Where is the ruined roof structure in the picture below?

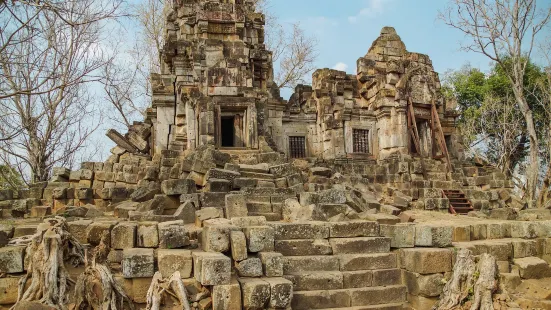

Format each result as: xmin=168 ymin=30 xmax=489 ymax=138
xmin=1 ymin=1 xmax=551 ymax=310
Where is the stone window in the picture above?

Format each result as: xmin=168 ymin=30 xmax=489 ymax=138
xmin=289 ymin=136 xmax=306 ymax=158
xmin=352 ymin=129 xmax=370 ymax=154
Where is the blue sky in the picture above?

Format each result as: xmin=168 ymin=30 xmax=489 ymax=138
xmin=269 ymin=0 xmax=494 ymax=99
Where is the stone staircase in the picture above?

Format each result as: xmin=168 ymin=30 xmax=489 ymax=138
xmin=236 ymin=163 xmax=303 ymax=221
xmin=268 ymin=221 xmax=407 ymax=309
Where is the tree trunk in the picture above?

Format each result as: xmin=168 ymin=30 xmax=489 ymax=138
xmin=433 ymin=249 xmax=498 ymax=310
xmin=537 ymin=128 xmax=551 ymax=208
xmin=9 ymin=217 xmax=85 ymax=310
xmin=513 ymin=91 xmax=539 ymax=208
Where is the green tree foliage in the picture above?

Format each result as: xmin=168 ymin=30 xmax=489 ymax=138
xmin=445 ymin=60 xmax=548 ymax=177
xmin=0 ymin=165 xmax=25 ymax=190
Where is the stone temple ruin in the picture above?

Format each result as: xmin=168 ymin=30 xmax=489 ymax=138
xmin=1 ymin=1 xmax=551 ymax=310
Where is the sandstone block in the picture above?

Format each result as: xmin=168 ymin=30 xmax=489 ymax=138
xmin=415 ymin=225 xmax=453 ymax=248
xmin=86 ymin=221 xmax=115 ymax=246
xmin=193 ymin=252 xmax=231 ymax=285
xmin=68 ymin=220 xmax=93 ymax=244
xmin=157 ymin=249 xmax=193 ymax=278
xmin=111 ymin=222 xmax=136 ymax=249
xmin=400 ymin=248 xmax=452 ymax=274
xmin=136 ymin=222 xmax=158 ymax=248
xmin=404 ymin=270 xmax=444 ymax=297
xmin=0 ymin=246 xmax=25 ymax=273
xmin=212 ymin=279 xmax=242 ymax=310
xmin=342 ymin=270 xmax=372 ymax=288
xmin=225 ymin=194 xmax=248 ymax=219
xmin=235 ymin=258 xmax=263 ymax=277
xmin=283 ymin=256 xmax=340 ymax=274
xmin=269 ymin=222 xmax=329 ymax=240
xmin=329 ymin=237 xmax=390 ymax=254
xmin=407 ymin=294 xmax=438 ymax=310
xmin=513 ymin=257 xmax=550 ymax=279
xmin=339 ymin=253 xmax=397 ymax=271
xmin=372 ymin=268 xmax=402 ymax=286
xmin=349 ymin=285 xmax=406 ymax=306
xmin=0 ymin=277 xmax=19 ymax=304
xmin=122 ymin=248 xmax=154 ymax=278
xmin=291 ymin=290 xmax=350 ymax=309
xmin=275 ymin=239 xmax=332 ymax=256
xmin=161 ymin=179 xmax=196 ymax=195
xmin=380 ymin=223 xmax=415 ymax=248
xmin=202 ymin=225 xmax=237 ymax=252
xmin=258 ymin=252 xmax=283 ymax=277
xmin=230 ymin=216 xmax=267 ymax=228
xmin=158 ymin=220 xmax=189 ymax=249
xmin=238 ymin=278 xmax=270 ymax=310
xmin=360 ymin=213 xmax=400 ymax=225
xmin=230 ymin=230 xmax=247 ymax=261
xmin=328 ymin=220 xmax=378 ymax=238
xmin=263 ymin=277 xmax=293 ymax=308
xmin=195 ymin=207 xmax=223 ymax=226
xmin=244 ymin=226 xmax=275 ymax=252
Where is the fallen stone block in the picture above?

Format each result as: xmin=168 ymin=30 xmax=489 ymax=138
xmin=86 ymin=221 xmax=116 ymax=246
xmin=195 ymin=207 xmax=223 ymax=227
xmin=230 ymin=216 xmax=266 ymax=228
xmin=136 ymin=222 xmax=158 ymax=248
xmin=193 ymin=252 xmax=231 ymax=286
xmin=122 ymin=248 xmax=154 ymax=278
xmin=244 ymin=226 xmax=275 ymax=252
xmin=202 ymin=224 xmax=238 ymax=252
xmin=212 ymin=278 xmax=242 ymax=310
xmin=258 ymin=252 xmax=283 ymax=277
xmin=111 ymin=222 xmax=137 ymax=249
xmin=157 ymin=249 xmax=193 ymax=278
xmin=235 ymin=257 xmax=263 ymax=277
xmin=264 ymin=277 xmax=293 ymax=308
xmin=513 ymin=256 xmax=551 ymax=279
xmin=225 ymin=194 xmax=248 ymax=219
xmin=230 ymin=230 xmax=247 ymax=261
xmin=0 ymin=277 xmax=19 ymax=304
xmin=238 ymin=278 xmax=270 ymax=310
xmin=158 ymin=220 xmax=189 ymax=249
xmin=0 ymin=246 xmax=25 ymax=273
xmin=161 ymin=179 xmax=196 ymax=196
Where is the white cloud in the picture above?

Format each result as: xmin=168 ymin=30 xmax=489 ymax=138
xmin=333 ymin=62 xmax=348 ymax=72
xmin=348 ymin=0 xmax=388 ymax=24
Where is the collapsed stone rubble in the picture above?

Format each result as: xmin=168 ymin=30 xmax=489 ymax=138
xmin=0 ymin=0 xmax=550 ymax=309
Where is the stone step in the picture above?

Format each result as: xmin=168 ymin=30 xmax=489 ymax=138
xmin=246 ymin=202 xmax=272 ymax=213
xmin=240 ymin=187 xmax=298 ymax=197
xmin=284 ymin=271 xmax=344 ymax=291
xmin=284 ymin=268 xmax=402 ymax=291
xmin=248 ymin=212 xmax=282 ymax=221
xmin=239 ymin=171 xmax=275 ymax=181
xmin=238 ymin=163 xmax=270 ymax=173
xmin=330 ymin=237 xmax=391 ymax=254
xmin=283 ymin=255 xmax=340 ymax=274
xmin=291 ymin=285 xmax=407 ymax=309
xmin=330 ymin=303 xmax=405 ymax=310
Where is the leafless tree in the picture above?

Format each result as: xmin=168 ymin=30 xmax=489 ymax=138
xmin=0 ymin=0 xmax=124 ymax=183
xmin=101 ymin=0 xmax=164 ymax=129
xmin=254 ymin=0 xmax=318 ymax=89
xmin=102 ymin=50 xmax=147 ymax=128
xmin=440 ymin=0 xmax=551 ymax=207
xmin=535 ymin=39 xmax=551 ymax=207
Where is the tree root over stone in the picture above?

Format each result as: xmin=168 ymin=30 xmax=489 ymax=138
xmin=74 ymin=232 xmax=134 ymax=310
xmin=433 ymin=248 xmax=499 ymax=310
xmin=10 ymin=217 xmax=85 ymax=310
xmin=146 ymin=271 xmax=191 ymax=310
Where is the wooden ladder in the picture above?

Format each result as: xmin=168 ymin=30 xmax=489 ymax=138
xmin=442 ymin=190 xmax=474 ymax=215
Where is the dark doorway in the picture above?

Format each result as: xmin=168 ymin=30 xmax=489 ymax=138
xmin=221 ymin=116 xmax=234 ymax=147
